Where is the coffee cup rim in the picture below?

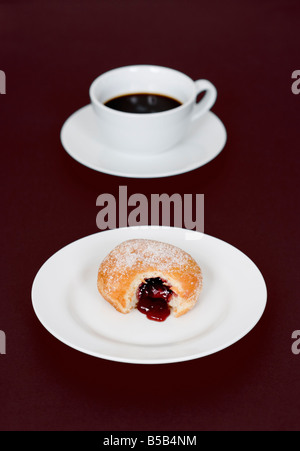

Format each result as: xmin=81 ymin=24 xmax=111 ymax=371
xmin=89 ymin=64 xmax=197 ymax=117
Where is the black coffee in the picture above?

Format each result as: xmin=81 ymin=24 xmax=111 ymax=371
xmin=104 ymin=93 xmax=182 ymax=114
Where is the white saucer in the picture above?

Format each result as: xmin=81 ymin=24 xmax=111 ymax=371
xmin=32 ymin=226 xmax=267 ymax=364
xmin=60 ymin=105 xmax=227 ymax=178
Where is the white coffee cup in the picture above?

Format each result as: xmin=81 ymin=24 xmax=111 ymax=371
xmin=89 ymin=65 xmax=217 ymax=155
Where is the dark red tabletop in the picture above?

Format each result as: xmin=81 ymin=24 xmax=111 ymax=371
xmin=1 ymin=0 xmax=299 ymax=431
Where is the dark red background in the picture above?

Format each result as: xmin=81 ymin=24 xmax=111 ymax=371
xmin=1 ymin=0 xmax=299 ymax=431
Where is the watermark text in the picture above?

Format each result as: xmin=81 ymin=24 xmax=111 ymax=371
xmin=96 ymin=186 xmax=204 ymax=232
xmin=0 ymin=330 xmax=6 ymax=354
xmin=291 ymin=70 xmax=300 ymax=95
xmin=291 ymin=330 xmax=300 ymax=355
xmin=0 ymin=70 xmax=6 ymax=94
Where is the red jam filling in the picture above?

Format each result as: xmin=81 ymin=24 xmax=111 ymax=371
xmin=137 ymin=278 xmax=173 ymax=322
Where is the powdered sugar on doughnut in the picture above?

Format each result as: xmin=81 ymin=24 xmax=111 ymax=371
xmin=97 ymin=238 xmax=203 ymax=317
xmin=101 ymin=239 xmax=192 ymax=275
xmin=98 ymin=238 xmax=201 ymax=293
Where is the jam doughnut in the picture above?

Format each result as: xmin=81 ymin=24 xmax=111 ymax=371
xmin=97 ymin=239 xmax=203 ymax=321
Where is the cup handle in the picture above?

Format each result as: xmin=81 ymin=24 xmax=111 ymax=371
xmin=191 ymin=79 xmax=217 ymax=122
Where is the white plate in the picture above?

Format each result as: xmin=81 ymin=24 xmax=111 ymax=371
xmin=31 ymin=226 xmax=267 ymax=364
xmin=60 ymin=105 xmax=227 ymax=178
